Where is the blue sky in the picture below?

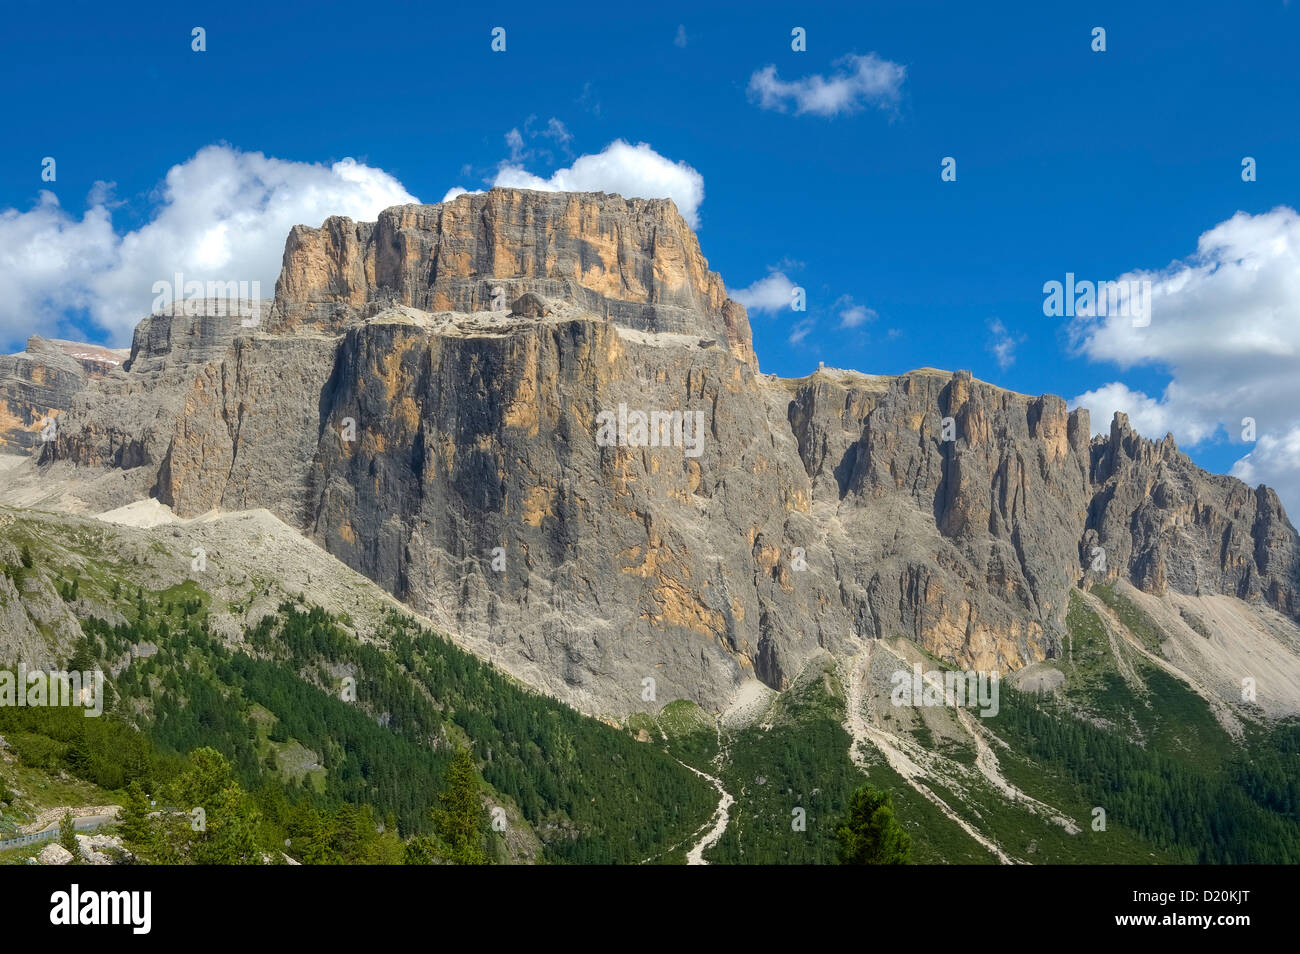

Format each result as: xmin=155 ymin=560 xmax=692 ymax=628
xmin=3 ymin=0 xmax=1299 ymax=505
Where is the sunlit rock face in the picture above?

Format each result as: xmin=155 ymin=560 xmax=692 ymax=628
xmin=10 ymin=188 xmax=1297 ymax=716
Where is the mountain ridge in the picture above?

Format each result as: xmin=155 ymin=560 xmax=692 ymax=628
xmin=1 ymin=187 xmax=1296 ymax=716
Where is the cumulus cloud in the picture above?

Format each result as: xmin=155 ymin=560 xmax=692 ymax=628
xmin=1068 ymin=206 xmax=1300 ymax=513
xmin=1069 ymin=381 xmax=1213 ymax=443
xmin=0 ymin=145 xmax=417 ymax=347
xmin=730 ymin=271 xmax=797 ymax=314
xmin=748 ymin=53 xmax=906 ymax=117
xmin=836 ymin=295 xmax=877 ymax=329
xmin=483 ymin=139 xmax=706 ymax=228
xmin=1231 ymin=426 xmax=1300 ymax=514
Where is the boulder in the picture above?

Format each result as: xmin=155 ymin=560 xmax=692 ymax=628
xmin=38 ymin=843 xmax=74 ymax=865
xmin=508 ymin=292 xmax=551 ymax=318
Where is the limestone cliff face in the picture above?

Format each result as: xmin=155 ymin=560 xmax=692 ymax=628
xmin=271 ymin=190 xmax=755 ymax=367
xmin=0 ymin=337 xmax=127 ymax=454
xmin=1085 ymin=412 xmax=1300 ymax=616
xmin=8 ymin=188 xmax=1299 ymax=714
xmin=787 ymin=368 xmax=1093 ymax=670
xmin=40 ymin=303 xmax=249 ymax=478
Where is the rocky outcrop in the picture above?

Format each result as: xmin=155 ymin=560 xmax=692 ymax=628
xmin=1085 ymin=412 xmax=1300 ymax=616
xmin=0 ymin=337 xmax=127 ymax=453
xmin=34 ymin=833 xmax=132 ymax=865
xmin=75 ymin=832 xmax=131 ymax=865
xmin=39 ymin=301 xmax=254 ymax=490
xmin=7 ymin=188 xmax=1298 ymax=715
xmin=37 ymin=843 xmax=74 ymax=865
xmin=509 ymin=292 xmax=551 ymax=318
xmin=786 ymin=367 xmax=1095 ymax=669
xmin=269 ymin=189 xmax=755 ymax=366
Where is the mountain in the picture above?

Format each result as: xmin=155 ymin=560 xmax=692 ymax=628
xmin=3 ymin=503 xmax=1297 ymax=864
xmin=2 ymin=188 xmax=1298 ymax=722
xmin=3 ymin=190 xmax=1300 ymax=864
xmin=0 ymin=337 xmax=127 ymax=453
xmin=0 ymin=504 xmax=719 ymax=863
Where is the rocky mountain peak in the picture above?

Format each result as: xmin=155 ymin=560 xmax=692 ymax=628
xmin=269 ymin=187 xmax=756 ymax=367
xmin=0 ymin=336 xmax=128 ymax=453
xmin=1 ymin=192 xmax=1297 ymax=715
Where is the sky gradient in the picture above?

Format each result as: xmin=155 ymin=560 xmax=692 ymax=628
xmin=3 ymin=0 xmax=1298 ymax=508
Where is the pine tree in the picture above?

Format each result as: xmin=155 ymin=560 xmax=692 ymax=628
xmin=119 ymin=781 xmax=152 ymax=851
xmin=194 ymin=784 xmax=263 ymax=865
xmin=68 ymin=636 xmax=93 ymax=673
xmin=164 ymin=747 xmax=265 ymax=864
xmin=404 ymin=833 xmax=440 ymax=865
xmin=58 ymin=810 xmax=80 ymax=861
xmin=836 ymin=785 xmax=911 ymax=865
xmin=432 ymin=748 xmax=489 ymax=865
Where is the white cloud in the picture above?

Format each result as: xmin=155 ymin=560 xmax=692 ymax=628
xmin=1070 ymin=381 xmax=1213 ymax=443
xmin=748 ymin=53 xmax=906 ymax=117
xmin=674 ymin=24 xmax=688 ymax=48
xmin=788 ymin=318 xmax=815 ymax=345
xmin=986 ymin=317 xmax=1023 ymax=370
xmin=1068 ymin=206 xmax=1300 ymax=513
xmin=0 ymin=145 xmax=417 ymax=347
xmin=1231 ymin=426 xmax=1300 ymax=513
xmin=502 ymin=117 xmax=573 ymax=166
xmin=485 ymin=140 xmax=706 ymax=228
xmin=441 ymin=186 xmax=480 ymax=202
xmin=577 ymin=82 xmax=601 ymax=117
xmin=541 ymin=118 xmax=572 ymax=148
xmin=730 ymin=271 xmax=797 ymax=314
xmin=836 ymin=295 xmax=877 ymax=329
xmin=505 ymin=128 xmax=527 ymax=162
